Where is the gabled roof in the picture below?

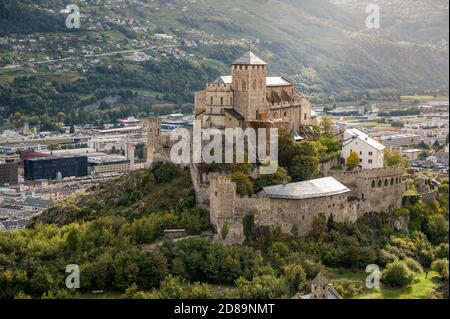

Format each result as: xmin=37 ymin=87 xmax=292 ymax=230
xmin=312 ymin=273 xmax=329 ymax=286
xmin=263 ymin=177 xmax=350 ymax=200
xmin=343 ymin=128 xmax=385 ymax=151
xmin=232 ymin=51 xmax=267 ymax=65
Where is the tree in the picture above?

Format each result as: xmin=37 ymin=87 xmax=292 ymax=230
xmin=382 ymin=261 xmax=414 ymax=288
xmin=384 ymin=148 xmax=408 ymax=167
xmin=289 ymin=141 xmax=320 ymax=182
xmin=431 ymin=259 xmax=449 ymax=280
xmin=320 ymin=116 xmax=334 ymax=137
xmin=231 ymin=171 xmax=253 ymax=196
xmin=418 ymin=151 xmax=430 ymax=160
xmin=236 ymin=274 xmax=288 ymax=299
xmin=221 ymin=222 xmax=230 ymax=240
xmin=346 ymin=151 xmax=360 ymax=170
xmin=426 ymin=214 xmax=449 ymax=245
xmin=254 ymin=166 xmax=290 ymax=191
xmin=283 ymin=264 xmax=306 ymax=295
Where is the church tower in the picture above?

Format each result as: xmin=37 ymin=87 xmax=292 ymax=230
xmin=231 ymin=51 xmax=268 ymax=122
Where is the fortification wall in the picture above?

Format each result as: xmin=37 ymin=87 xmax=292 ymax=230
xmin=330 ymin=166 xmax=407 ymax=214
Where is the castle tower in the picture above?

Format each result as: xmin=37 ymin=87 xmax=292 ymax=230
xmin=231 ymin=51 xmax=268 ymax=122
xmin=310 ymin=273 xmax=330 ymax=299
xmin=146 ymin=117 xmax=162 ymax=168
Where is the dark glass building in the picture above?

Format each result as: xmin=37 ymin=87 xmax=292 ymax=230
xmin=24 ymin=156 xmax=88 ymax=180
xmin=0 ymin=162 xmax=19 ymax=186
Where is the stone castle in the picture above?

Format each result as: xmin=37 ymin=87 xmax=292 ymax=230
xmin=195 ymin=51 xmax=315 ymax=132
xmin=146 ymin=52 xmax=409 ymax=244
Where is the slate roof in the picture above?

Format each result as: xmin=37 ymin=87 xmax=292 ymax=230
xmin=224 ymin=108 xmax=244 ymax=121
xmin=232 ymin=51 xmax=267 ymax=65
xmin=263 ymin=177 xmax=350 ymax=200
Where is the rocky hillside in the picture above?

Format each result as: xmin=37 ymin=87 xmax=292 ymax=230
xmin=32 ymin=162 xmax=195 ymax=226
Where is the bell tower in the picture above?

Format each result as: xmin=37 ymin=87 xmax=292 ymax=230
xmin=231 ymin=51 xmax=268 ymax=122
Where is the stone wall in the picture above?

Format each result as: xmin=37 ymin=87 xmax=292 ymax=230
xmin=330 ymin=166 xmax=407 ymax=215
xmin=205 ymin=166 xmax=408 ymax=244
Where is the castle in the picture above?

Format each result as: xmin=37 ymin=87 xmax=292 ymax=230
xmin=146 ymin=52 xmax=409 ymax=245
xmin=194 ymin=51 xmax=316 ymax=132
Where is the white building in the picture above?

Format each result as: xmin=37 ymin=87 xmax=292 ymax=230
xmin=341 ymin=128 xmax=385 ymax=170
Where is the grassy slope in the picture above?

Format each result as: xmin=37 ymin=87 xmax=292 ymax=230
xmin=328 ymin=268 xmax=442 ymax=299
xmin=33 ymin=166 xmax=195 ymax=226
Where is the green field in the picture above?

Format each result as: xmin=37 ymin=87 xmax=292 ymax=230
xmin=401 ymin=96 xmax=449 ymax=101
xmin=328 ymin=268 xmax=441 ymax=299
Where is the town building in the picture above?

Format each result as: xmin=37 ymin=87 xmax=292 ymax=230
xmin=0 ymin=162 xmax=19 ymax=186
xmin=380 ymin=134 xmax=421 ymax=148
xmin=24 ymin=156 xmax=88 ymax=181
xmin=341 ymin=128 xmax=385 ymax=170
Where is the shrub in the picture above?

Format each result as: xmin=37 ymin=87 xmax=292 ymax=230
xmin=382 ymin=261 xmax=414 ymax=288
xmin=403 ymin=257 xmax=423 ymax=273
xmin=431 ymin=259 xmax=449 ymax=280
xmin=332 ymin=281 xmax=368 ymax=298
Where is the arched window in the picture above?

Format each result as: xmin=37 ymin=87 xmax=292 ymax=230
xmin=372 ymin=180 xmax=375 ymax=188
xmin=210 ymin=97 xmax=213 ymax=105
xmin=391 ymin=178 xmax=394 ymax=185
xmin=220 ymin=97 xmax=223 ymax=105
xmin=253 ymin=80 xmax=257 ymax=90
xmin=242 ymin=81 xmax=246 ymax=91
xmin=385 ymin=179 xmax=388 ymax=186
xmin=378 ymin=180 xmax=382 ymax=187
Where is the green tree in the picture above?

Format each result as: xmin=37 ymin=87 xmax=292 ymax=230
xmin=346 ymin=151 xmax=360 ymax=170
xmin=384 ymin=148 xmax=407 ymax=167
xmin=382 ymin=261 xmax=414 ymax=288
xmin=320 ymin=116 xmax=334 ymax=137
xmin=231 ymin=171 xmax=253 ymax=196
xmin=236 ymin=274 xmax=288 ymax=299
xmin=283 ymin=264 xmax=306 ymax=295
xmin=431 ymin=259 xmax=449 ymax=280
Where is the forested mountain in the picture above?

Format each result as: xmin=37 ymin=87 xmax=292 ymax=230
xmin=0 ymin=0 xmax=448 ymax=121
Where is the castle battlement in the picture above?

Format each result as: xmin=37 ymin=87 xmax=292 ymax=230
xmin=206 ymin=83 xmax=232 ymax=91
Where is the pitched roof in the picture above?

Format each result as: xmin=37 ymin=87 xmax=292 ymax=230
xmin=343 ymin=128 xmax=385 ymax=151
xmin=232 ymin=51 xmax=267 ymax=65
xmin=312 ymin=273 xmax=329 ymax=286
xmin=224 ymin=108 xmax=244 ymax=121
xmin=263 ymin=177 xmax=350 ymax=200
xmin=266 ymin=76 xmax=291 ymax=86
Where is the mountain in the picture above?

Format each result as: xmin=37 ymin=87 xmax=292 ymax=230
xmin=0 ymin=0 xmax=448 ymax=120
